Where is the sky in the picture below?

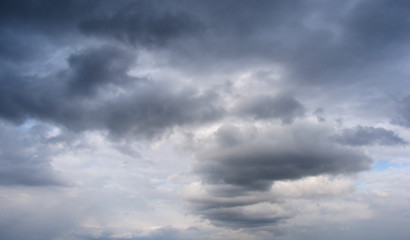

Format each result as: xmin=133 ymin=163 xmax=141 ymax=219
xmin=1 ymin=0 xmax=410 ymax=239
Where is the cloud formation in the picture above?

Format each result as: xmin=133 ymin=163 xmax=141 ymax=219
xmin=194 ymin=124 xmax=371 ymax=191
xmin=0 ymin=0 xmax=409 ymax=239
xmin=235 ymin=95 xmax=305 ymax=123
xmin=78 ymin=1 xmax=204 ymax=47
xmin=0 ymin=121 xmax=64 ymax=186
xmin=184 ymin=123 xmax=372 ymax=227
xmin=333 ymin=126 xmax=407 ymax=146
xmin=0 ymin=45 xmax=223 ymax=139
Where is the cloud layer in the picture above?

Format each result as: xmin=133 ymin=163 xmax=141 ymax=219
xmin=1 ymin=0 xmax=410 ymax=239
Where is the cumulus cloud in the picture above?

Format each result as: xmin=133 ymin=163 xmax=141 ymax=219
xmin=185 ymin=174 xmax=360 ymax=229
xmin=184 ymin=123 xmax=372 ymax=228
xmin=193 ymin=123 xmax=371 ymax=191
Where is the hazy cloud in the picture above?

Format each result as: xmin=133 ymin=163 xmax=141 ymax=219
xmin=333 ymin=126 xmax=407 ymax=146
xmin=235 ymin=95 xmax=305 ymax=123
xmin=0 ymin=121 xmax=65 ymax=186
xmin=392 ymin=95 xmax=410 ymax=128
xmin=78 ymin=1 xmax=204 ymax=47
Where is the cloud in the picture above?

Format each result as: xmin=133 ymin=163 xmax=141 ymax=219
xmin=193 ymin=123 xmax=371 ymax=191
xmin=67 ymin=46 xmax=134 ymax=96
xmin=333 ymin=126 xmax=407 ymax=146
xmin=0 ymin=45 xmax=223 ymax=140
xmin=234 ymin=95 xmax=305 ymax=123
xmin=0 ymin=121 xmax=65 ymax=186
xmin=0 ymin=0 xmax=94 ymax=29
xmin=185 ymin=175 xmax=359 ymax=229
xmin=78 ymin=1 xmax=204 ymax=47
xmin=197 ymin=203 xmax=291 ymax=229
xmin=184 ymin=122 xmax=372 ymax=228
xmin=1 ymin=0 xmax=410 ymax=238
xmin=392 ymin=95 xmax=410 ymax=128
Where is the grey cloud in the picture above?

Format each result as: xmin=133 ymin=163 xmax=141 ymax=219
xmin=0 ymin=45 xmax=223 ymax=140
xmin=97 ymin=85 xmax=223 ymax=139
xmin=235 ymin=95 xmax=305 ymax=123
xmin=157 ymin=0 xmax=410 ymax=89
xmin=67 ymin=46 xmax=134 ymax=96
xmin=187 ymin=183 xmax=271 ymax=210
xmin=194 ymin=125 xmax=371 ymax=191
xmin=0 ymin=121 xmax=65 ymax=186
xmin=197 ymin=206 xmax=288 ymax=229
xmin=185 ymin=182 xmax=293 ymax=228
xmin=0 ymin=0 xmax=96 ymax=29
xmin=2 ymin=0 xmax=410 ymax=87
xmin=84 ymin=226 xmax=217 ymax=240
xmin=333 ymin=126 xmax=407 ymax=146
xmin=0 ymin=70 xmax=58 ymax=124
xmin=313 ymin=108 xmax=326 ymax=122
xmin=78 ymin=1 xmax=204 ymax=47
xmin=1 ymin=0 xmax=409 ymax=237
xmin=343 ymin=0 xmax=410 ymax=52
xmin=186 ymin=123 xmax=373 ymax=228
xmin=276 ymin=0 xmax=410 ymax=84
xmin=392 ymin=95 xmax=410 ymax=128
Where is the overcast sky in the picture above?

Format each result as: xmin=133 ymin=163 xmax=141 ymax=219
xmin=1 ymin=0 xmax=410 ymax=239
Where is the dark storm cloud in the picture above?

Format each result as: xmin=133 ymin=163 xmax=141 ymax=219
xmin=0 ymin=0 xmax=96 ymax=29
xmin=235 ymin=95 xmax=305 ymax=123
xmin=78 ymin=1 xmax=204 ymax=47
xmin=154 ymin=0 xmax=410 ymax=87
xmin=0 ymin=0 xmax=98 ymax=75
xmin=0 ymin=0 xmax=203 ymax=64
xmin=67 ymin=46 xmax=134 ymax=96
xmin=0 ymin=45 xmax=223 ymax=139
xmin=0 ymin=70 xmax=55 ymax=123
xmin=194 ymin=124 xmax=371 ymax=191
xmin=2 ymin=0 xmax=410 ymax=85
xmin=333 ymin=126 xmax=407 ymax=146
xmin=0 ymin=121 xmax=64 ymax=186
xmin=0 ymin=0 xmax=221 ymax=139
